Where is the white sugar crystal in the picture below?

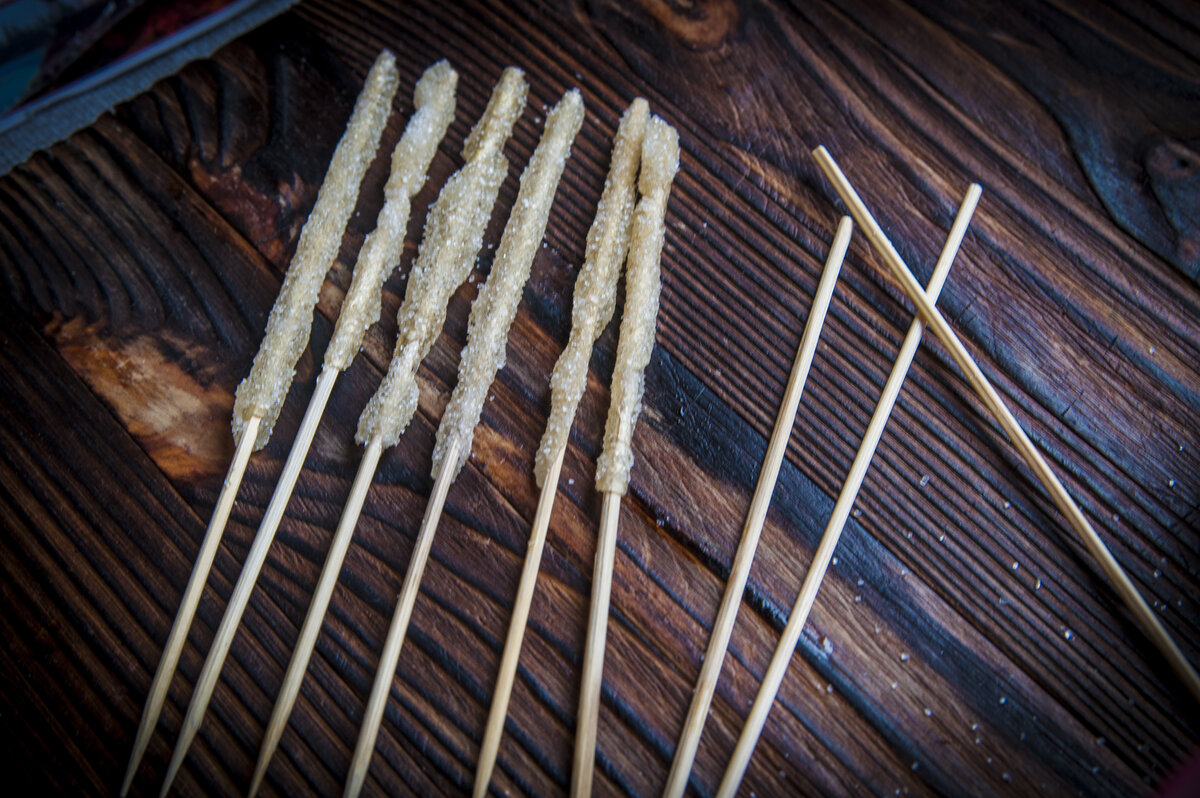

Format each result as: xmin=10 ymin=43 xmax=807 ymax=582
xmin=233 ymin=50 xmax=398 ymax=449
xmin=357 ymin=67 xmax=527 ymax=447
xmin=595 ymin=115 xmax=679 ymax=494
xmin=432 ymin=90 xmax=584 ymax=479
xmin=533 ymin=98 xmax=648 ymax=486
xmin=324 ymin=61 xmax=457 ymax=373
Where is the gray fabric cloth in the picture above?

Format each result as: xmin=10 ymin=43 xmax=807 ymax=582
xmin=0 ymin=0 xmax=297 ymax=175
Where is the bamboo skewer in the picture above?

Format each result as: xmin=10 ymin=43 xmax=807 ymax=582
xmin=245 ymin=434 xmax=382 ymax=798
xmin=473 ymin=446 xmax=564 ymax=798
xmin=119 ymin=414 xmax=259 ymax=798
xmin=474 ymin=97 xmax=648 ymax=798
xmin=345 ymin=87 xmax=583 ymax=798
xmin=344 ymin=438 xmax=459 ymax=798
xmin=157 ymin=369 xmax=337 ymax=798
xmin=716 ymin=183 xmax=981 ymax=798
xmin=812 ymin=145 xmax=1200 ymax=705
xmin=572 ymin=489 xmax=623 ymax=798
xmin=572 ymin=116 xmax=679 ymax=798
xmin=122 ymin=50 xmax=400 ymax=798
xmin=244 ymin=69 xmax=529 ymax=797
xmin=662 ymin=214 xmax=853 ymax=798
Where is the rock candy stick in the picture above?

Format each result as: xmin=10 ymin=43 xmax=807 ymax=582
xmin=357 ymin=66 xmax=528 ymax=449
xmin=534 ymin=98 xmax=649 ymax=486
xmin=233 ymin=49 xmax=398 ymax=450
xmin=324 ymin=60 xmax=458 ymax=372
xmin=474 ymin=97 xmax=645 ymax=798
xmin=354 ymin=88 xmax=585 ymax=798
xmin=120 ymin=49 xmax=397 ymax=798
xmin=225 ymin=60 xmax=455 ymax=798
xmin=434 ymin=89 xmax=585 ymax=478
xmin=574 ymin=116 xmax=679 ymax=798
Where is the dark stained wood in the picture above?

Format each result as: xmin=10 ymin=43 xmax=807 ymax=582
xmin=0 ymin=1 xmax=1197 ymax=796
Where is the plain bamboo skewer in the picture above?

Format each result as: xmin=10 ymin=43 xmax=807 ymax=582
xmin=120 ymin=49 xmax=399 ymax=798
xmin=572 ymin=490 xmax=623 ymax=798
xmin=345 ymin=88 xmax=584 ymax=798
xmin=239 ymin=68 xmax=529 ymax=798
xmin=473 ymin=97 xmax=648 ymax=798
xmin=662 ymin=213 xmax=853 ymax=798
xmin=572 ymin=115 xmax=679 ymax=798
xmin=119 ymin=413 xmax=256 ymax=796
xmin=716 ymin=183 xmax=981 ymax=798
xmin=812 ymin=145 xmax=1200 ymax=705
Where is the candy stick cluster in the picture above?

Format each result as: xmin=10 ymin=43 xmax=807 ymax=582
xmin=122 ymin=49 xmax=400 ymax=798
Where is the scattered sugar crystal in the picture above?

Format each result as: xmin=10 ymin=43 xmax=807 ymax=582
xmin=596 ymin=116 xmax=680 ymax=494
xmin=534 ymin=99 xmax=649 ymax=486
xmin=899 ymin=652 xmax=910 ymax=662
xmin=234 ymin=51 xmax=398 ymax=449
xmin=433 ymin=90 xmax=583 ymax=479
xmin=821 ymin=636 xmax=834 ymax=654
xmin=919 ymin=475 xmax=930 ymax=487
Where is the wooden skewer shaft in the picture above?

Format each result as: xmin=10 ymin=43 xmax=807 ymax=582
xmin=662 ymin=216 xmax=853 ymax=798
xmin=571 ymin=489 xmax=623 ymax=798
xmin=248 ymin=434 xmax=384 ymax=798
xmin=474 ymin=446 xmax=566 ymax=798
xmin=344 ymin=437 xmax=460 ymax=798
xmin=813 ymin=145 xmax=1200 ymax=704
xmin=716 ymin=183 xmax=981 ymax=798
xmin=120 ymin=414 xmax=261 ymax=797
xmin=158 ymin=368 xmax=339 ymax=797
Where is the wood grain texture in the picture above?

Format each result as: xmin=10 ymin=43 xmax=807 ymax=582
xmin=0 ymin=1 xmax=1197 ymax=796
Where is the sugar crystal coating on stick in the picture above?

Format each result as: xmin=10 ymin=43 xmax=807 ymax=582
xmin=533 ymin=98 xmax=648 ymax=486
xmin=595 ymin=116 xmax=680 ymax=494
xmin=232 ymin=50 xmax=398 ymax=450
xmin=324 ymin=60 xmax=458 ymax=372
xmin=432 ymin=89 xmax=585 ymax=480
xmin=356 ymin=67 xmax=528 ymax=448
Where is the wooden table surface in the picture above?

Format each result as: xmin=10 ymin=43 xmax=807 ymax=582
xmin=1 ymin=1 xmax=1197 ymax=795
